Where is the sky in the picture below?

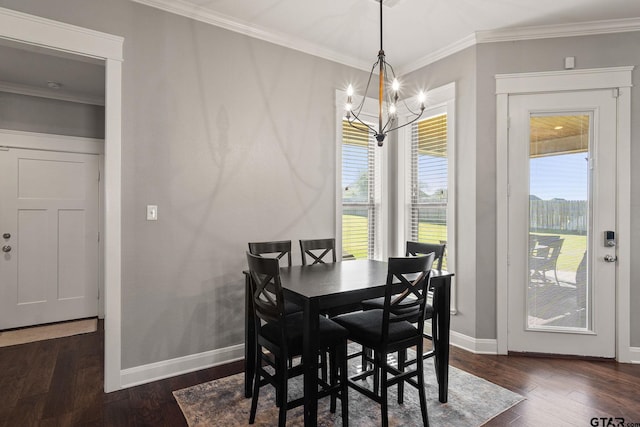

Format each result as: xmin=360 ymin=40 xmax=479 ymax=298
xmin=530 ymin=152 xmax=588 ymax=201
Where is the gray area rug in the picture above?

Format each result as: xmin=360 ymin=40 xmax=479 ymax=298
xmin=173 ymin=352 xmax=524 ymax=426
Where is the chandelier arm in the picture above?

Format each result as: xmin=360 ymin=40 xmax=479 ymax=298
xmin=399 ymin=97 xmax=424 ymax=116
xmin=347 ymin=110 xmax=378 ymax=136
xmin=351 ymin=60 xmax=380 ymax=114
xmin=385 ymin=109 xmax=425 ymax=134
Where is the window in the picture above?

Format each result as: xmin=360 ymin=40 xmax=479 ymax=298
xmin=341 ymin=120 xmax=378 ymax=260
xmin=410 ymin=113 xmax=449 ymax=266
xmin=403 ymin=82 xmax=455 ymax=275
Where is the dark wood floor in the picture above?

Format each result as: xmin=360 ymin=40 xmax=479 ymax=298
xmin=1 ymin=322 xmax=639 ymax=426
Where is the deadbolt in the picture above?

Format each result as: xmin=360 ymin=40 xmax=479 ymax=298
xmin=2 ymin=233 xmax=9 ymax=239
xmin=2 ymin=245 xmax=11 ymax=253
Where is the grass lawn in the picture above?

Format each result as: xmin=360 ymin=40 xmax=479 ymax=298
xmin=343 ymin=214 xmax=586 ymax=273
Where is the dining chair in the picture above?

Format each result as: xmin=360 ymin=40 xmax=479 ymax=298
xmin=333 ymin=254 xmax=435 ymax=427
xmin=360 ymin=241 xmax=446 ymax=360
xmin=299 ymin=238 xmax=336 ymax=266
xmin=246 ymin=253 xmax=349 ymax=427
xmin=248 ymin=240 xmax=293 ymax=267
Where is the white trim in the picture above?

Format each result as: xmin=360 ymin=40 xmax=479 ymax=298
xmin=335 ymin=91 xmax=345 ymax=260
xmin=127 ymin=1 xmax=640 ymax=75
xmin=0 ymin=7 xmax=123 ymax=61
xmin=131 ymin=0 xmax=372 ymax=72
xmin=627 ymin=347 xmax=640 ymax=364
xmin=398 ymin=82 xmax=457 ymax=312
xmin=495 ymin=66 xmax=633 ymax=360
xmin=496 ymin=66 xmax=634 ymax=95
xmin=121 ymin=344 xmax=244 ymax=389
xmin=0 ymin=128 xmax=104 ymax=154
xmin=450 ymin=331 xmax=498 ymax=355
xmin=615 ymin=86 xmax=632 ymax=363
xmin=0 ymin=6 xmax=124 ymax=392
xmin=401 ymin=33 xmax=477 ymax=76
xmin=478 ymin=17 xmax=640 ymax=45
xmin=0 ymin=80 xmax=104 ymax=106
xmin=335 ymin=89 xmax=387 ymax=261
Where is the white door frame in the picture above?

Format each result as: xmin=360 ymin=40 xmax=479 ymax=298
xmin=0 ymin=7 xmax=124 ymax=390
xmin=495 ymin=67 xmax=633 ymax=361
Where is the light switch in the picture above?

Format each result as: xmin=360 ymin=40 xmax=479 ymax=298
xmin=146 ymin=205 xmax=158 ymax=221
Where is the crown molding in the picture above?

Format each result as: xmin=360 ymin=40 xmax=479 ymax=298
xmin=129 ymin=1 xmax=640 ymax=75
xmin=477 ymin=17 xmax=640 ymax=44
xmin=130 ymin=0 xmax=372 ymax=71
xmin=0 ymin=7 xmax=123 ymax=61
xmin=0 ymin=80 xmax=104 ymax=106
xmin=400 ymin=33 xmax=477 ymax=76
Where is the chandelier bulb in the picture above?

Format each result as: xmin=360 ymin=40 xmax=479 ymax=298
xmin=389 ymin=104 xmax=397 ymax=115
xmin=347 ymin=84 xmax=354 ymax=97
xmin=392 ymin=78 xmax=400 ymax=92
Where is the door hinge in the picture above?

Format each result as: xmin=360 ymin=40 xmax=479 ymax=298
xmin=612 ymin=88 xmax=620 ymax=98
xmin=97 ymin=232 xmax=100 ymax=242
xmin=507 ymin=117 xmax=511 ymax=129
xmin=507 ymin=184 xmax=511 ymax=197
xmin=98 ymin=170 xmax=101 ymax=182
xmin=507 ymin=254 xmax=510 ymax=266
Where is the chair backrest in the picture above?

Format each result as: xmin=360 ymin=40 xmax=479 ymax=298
xmin=405 ymin=241 xmax=446 ymax=270
xmin=382 ymin=254 xmax=435 ymax=344
xmin=246 ymin=252 xmax=286 ymax=326
xmin=546 ymin=238 xmax=564 ymax=264
xmin=248 ymin=240 xmax=292 ymax=267
xmin=299 ymin=238 xmax=336 ymax=266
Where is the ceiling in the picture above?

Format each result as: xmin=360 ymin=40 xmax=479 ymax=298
xmin=2 ymin=0 xmax=640 ymax=102
xmin=135 ymin=0 xmax=640 ymax=72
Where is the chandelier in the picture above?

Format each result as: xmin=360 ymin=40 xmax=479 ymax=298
xmin=345 ymin=0 xmax=425 ymax=147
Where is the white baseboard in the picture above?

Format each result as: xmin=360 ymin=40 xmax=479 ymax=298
xmin=449 ymin=330 xmax=499 ymax=354
xmin=445 ymin=329 xmax=640 ymax=362
xmin=120 ymin=344 xmax=244 ymax=389
xmin=626 ymin=346 xmax=640 ymax=364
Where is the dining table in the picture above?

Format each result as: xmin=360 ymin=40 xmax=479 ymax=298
xmin=244 ymin=259 xmax=454 ymax=427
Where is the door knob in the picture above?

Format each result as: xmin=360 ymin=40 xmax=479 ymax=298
xmin=2 ymin=233 xmax=9 ymax=239
xmin=2 ymin=245 xmax=11 ymax=253
xmin=604 ymin=254 xmax=617 ymax=262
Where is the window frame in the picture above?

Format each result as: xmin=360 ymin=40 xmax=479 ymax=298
xmin=335 ymin=89 xmax=388 ymax=261
xmin=397 ymin=82 xmax=456 ymax=311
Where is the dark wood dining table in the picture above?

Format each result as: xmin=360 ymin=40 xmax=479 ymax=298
xmin=244 ymin=259 xmax=454 ymax=427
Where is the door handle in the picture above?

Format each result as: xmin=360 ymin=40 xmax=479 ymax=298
xmin=2 ymin=245 xmax=11 ymax=253
xmin=604 ymin=254 xmax=617 ymax=263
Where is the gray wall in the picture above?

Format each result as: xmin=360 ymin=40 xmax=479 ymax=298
xmin=1 ymin=0 xmax=637 ymax=372
xmin=0 ymin=92 xmax=104 ymax=138
xmin=399 ymin=47 xmax=479 ymax=338
xmin=0 ymin=0 xmax=369 ymax=368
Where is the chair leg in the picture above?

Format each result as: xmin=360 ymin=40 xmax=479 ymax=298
xmin=373 ymin=351 xmax=380 ymax=395
xmin=321 ymin=350 xmax=328 ymax=382
xmin=278 ymin=354 xmax=288 ymax=427
xmin=380 ymin=353 xmax=389 ymax=427
xmin=249 ymin=347 xmax=262 ymax=424
xmin=416 ymin=345 xmax=430 ymax=427
xmin=339 ymin=343 xmax=349 ymax=427
xmin=330 ymin=348 xmax=338 ymax=413
xmin=397 ymin=349 xmax=406 ymax=404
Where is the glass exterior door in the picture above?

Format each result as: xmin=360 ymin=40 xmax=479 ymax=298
xmin=528 ymin=114 xmax=590 ymax=331
xmin=507 ymin=90 xmax=616 ymax=357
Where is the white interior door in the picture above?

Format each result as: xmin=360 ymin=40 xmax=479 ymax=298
xmin=507 ymin=89 xmax=617 ymax=357
xmin=0 ymin=148 xmax=99 ymax=330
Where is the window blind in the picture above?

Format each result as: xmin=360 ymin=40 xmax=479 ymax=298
xmin=410 ymin=114 xmax=448 ymax=266
xmin=342 ymin=120 xmax=376 ymax=260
